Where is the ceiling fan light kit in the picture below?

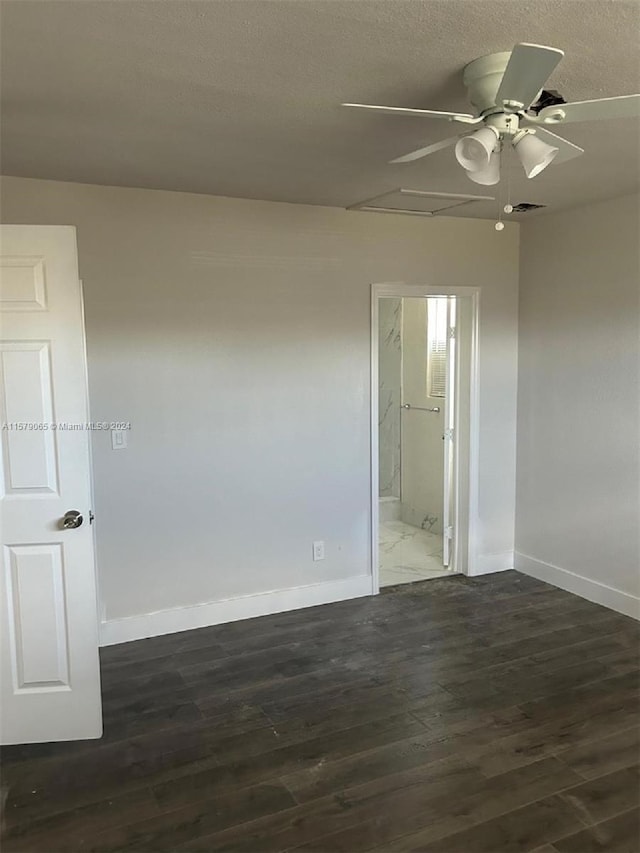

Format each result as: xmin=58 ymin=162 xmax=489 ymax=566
xmin=512 ymin=129 xmax=559 ymax=178
xmin=454 ymin=126 xmax=500 ymax=172
xmin=343 ymin=41 xmax=640 ymax=190
xmin=466 ymin=150 xmax=501 ymax=186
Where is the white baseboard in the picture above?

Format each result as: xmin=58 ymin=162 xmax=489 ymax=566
xmin=100 ymin=574 xmax=372 ymax=646
xmin=469 ymin=550 xmax=514 ymax=576
xmin=515 ymin=552 xmax=640 ymax=620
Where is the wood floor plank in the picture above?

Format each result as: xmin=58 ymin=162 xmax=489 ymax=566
xmin=99 ymin=627 xmax=229 ymax=668
xmin=178 ymin=761 xmax=485 ymax=852
xmin=88 ymin=782 xmax=296 ymax=852
xmin=475 ymin=702 xmax=640 ymax=778
xmin=99 ymin=640 xmax=230 ymax=683
xmin=441 ymin=657 xmax=619 ymax=706
xmin=175 ymin=750 xmax=495 ymax=852
xmin=1 ymin=572 xmax=637 ymax=853
xmin=214 ymin=586 xmax=599 ymax=659
xmin=279 ymin=680 xmax=634 ymax=804
xmin=292 ymin=758 xmax=581 ymax=853
xmin=1 ymin=787 xmax=159 ymax=852
xmin=151 ymin=712 xmax=429 ymax=811
xmin=551 ymin=807 xmax=640 ymax=852
xmin=1 ymin=703 xmax=272 ymax=825
xmin=0 ymin=697 xmax=205 ymax=777
xmin=559 ymin=766 xmax=640 ymax=827
xmin=259 ymin=682 xmax=461 ymax=734
xmin=99 ymin=669 xmax=191 ymax=713
xmin=279 ymin=726 xmax=463 ymax=804
xmin=420 ymin=633 xmax=627 ymax=690
xmin=516 ymin=670 xmax=639 ymax=723
xmin=557 ymin=724 xmax=640 ymax=779
xmin=392 ymin=794 xmax=585 ymax=853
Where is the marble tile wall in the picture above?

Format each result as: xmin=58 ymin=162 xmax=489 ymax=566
xmin=378 ymin=298 xmax=402 ymax=498
xmin=399 ymin=298 xmax=445 ymax=534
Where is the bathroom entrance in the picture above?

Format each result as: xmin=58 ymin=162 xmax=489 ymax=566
xmin=372 ymin=285 xmax=478 ymax=590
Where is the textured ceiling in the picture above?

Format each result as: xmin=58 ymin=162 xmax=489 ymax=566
xmin=1 ymin=0 xmax=639 ymax=220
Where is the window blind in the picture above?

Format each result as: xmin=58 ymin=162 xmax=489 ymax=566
xmin=427 ymin=298 xmax=448 ymax=398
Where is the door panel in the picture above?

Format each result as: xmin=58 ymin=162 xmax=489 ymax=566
xmin=0 ymin=255 xmax=47 ymax=311
xmin=0 ymin=225 xmax=102 ymax=745
xmin=1 ymin=342 xmax=59 ymax=493
xmin=5 ymin=543 xmax=70 ymax=689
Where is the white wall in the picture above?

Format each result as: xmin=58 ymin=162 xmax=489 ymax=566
xmin=0 ymin=177 xmax=520 ymax=640
xmin=516 ymin=193 xmax=640 ymax=618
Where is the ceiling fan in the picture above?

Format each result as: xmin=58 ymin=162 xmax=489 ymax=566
xmin=343 ymin=43 xmax=640 ymax=185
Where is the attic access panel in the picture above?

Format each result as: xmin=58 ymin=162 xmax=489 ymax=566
xmin=348 ymin=188 xmax=495 ymax=217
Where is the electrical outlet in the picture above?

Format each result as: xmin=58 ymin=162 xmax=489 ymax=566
xmin=312 ymin=541 xmax=325 ymax=561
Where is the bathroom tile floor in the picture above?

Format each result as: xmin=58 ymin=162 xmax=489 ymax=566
xmin=379 ymin=519 xmax=452 ymax=587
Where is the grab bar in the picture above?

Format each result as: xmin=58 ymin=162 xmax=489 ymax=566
xmin=401 ymin=403 xmax=440 ymax=413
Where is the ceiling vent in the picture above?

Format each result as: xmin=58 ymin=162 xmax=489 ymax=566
xmin=348 ymin=188 xmax=495 ymax=217
xmin=511 ymin=202 xmax=547 ymax=212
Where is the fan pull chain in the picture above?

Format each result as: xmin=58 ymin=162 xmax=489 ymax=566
xmin=496 ymin=126 xmax=514 ymax=231
xmin=504 ymin=137 xmax=514 ymax=215
xmin=495 ymin=140 xmax=506 ymax=231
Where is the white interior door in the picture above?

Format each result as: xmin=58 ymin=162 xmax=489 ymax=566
xmin=442 ymin=297 xmax=456 ymax=567
xmin=0 ymin=225 xmax=102 ymax=745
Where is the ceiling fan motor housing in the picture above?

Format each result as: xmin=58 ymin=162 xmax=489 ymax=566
xmin=463 ymin=51 xmax=541 ymax=115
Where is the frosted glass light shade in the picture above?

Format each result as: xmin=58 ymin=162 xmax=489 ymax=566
xmin=513 ymin=132 xmax=558 ymax=178
xmin=455 ymin=127 xmax=499 ymax=172
xmin=466 ymin=151 xmax=501 ymax=185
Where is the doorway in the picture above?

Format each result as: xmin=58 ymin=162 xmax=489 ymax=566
xmin=371 ymin=284 xmax=479 ymax=592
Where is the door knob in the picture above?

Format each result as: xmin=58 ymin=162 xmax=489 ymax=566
xmin=61 ymin=510 xmax=83 ymax=530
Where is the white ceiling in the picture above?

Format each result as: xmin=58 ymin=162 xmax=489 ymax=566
xmin=1 ymin=0 xmax=639 ymax=220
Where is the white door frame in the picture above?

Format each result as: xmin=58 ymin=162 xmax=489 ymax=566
xmin=370 ymin=283 xmax=480 ymax=593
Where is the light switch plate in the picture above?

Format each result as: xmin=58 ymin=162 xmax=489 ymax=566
xmin=111 ymin=429 xmax=127 ymax=450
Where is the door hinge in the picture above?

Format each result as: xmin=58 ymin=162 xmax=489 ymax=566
xmin=89 ymin=510 xmax=95 ymax=524
xmin=449 ymin=326 xmax=456 ymax=339
xmin=444 ymin=525 xmax=454 ymax=539
xmin=443 ymin=428 xmax=455 ymax=441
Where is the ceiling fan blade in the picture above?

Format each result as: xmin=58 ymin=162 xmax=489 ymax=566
xmin=495 ymin=43 xmax=564 ymax=108
xmin=342 ymin=103 xmax=482 ymax=124
xmin=390 ymin=135 xmax=461 ymax=163
xmin=536 ymin=94 xmax=640 ymax=124
xmin=534 ymin=128 xmax=584 ymax=165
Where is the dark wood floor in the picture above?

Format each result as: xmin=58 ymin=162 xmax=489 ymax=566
xmin=1 ymin=571 xmax=639 ymax=852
